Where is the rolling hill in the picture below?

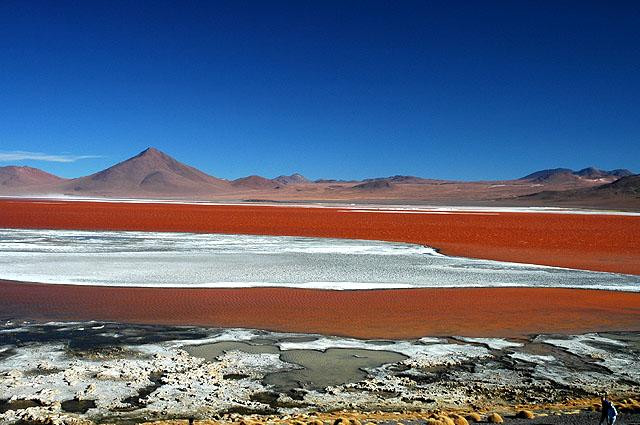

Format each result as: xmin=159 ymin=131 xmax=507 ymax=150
xmin=0 ymin=166 xmax=65 ymax=188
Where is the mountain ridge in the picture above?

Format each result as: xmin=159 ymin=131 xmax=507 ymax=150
xmin=521 ymin=167 xmax=633 ymax=183
xmin=0 ymin=147 xmax=636 ymax=208
xmin=60 ymin=147 xmax=230 ymax=195
xmin=0 ymin=165 xmax=65 ymax=187
xmin=518 ymin=174 xmax=640 ymax=207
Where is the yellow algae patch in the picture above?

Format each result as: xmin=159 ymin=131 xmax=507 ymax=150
xmin=619 ymin=399 xmax=640 ymax=413
xmin=515 ymin=410 xmax=535 ymax=419
xmin=452 ymin=414 xmax=469 ymax=425
xmin=333 ymin=418 xmax=361 ymax=425
xmin=465 ymin=413 xmax=482 ymax=423
xmin=439 ymin=416 xmax=455 ymax=425
xmin=487 ymin=413 xmax=503 ymax=423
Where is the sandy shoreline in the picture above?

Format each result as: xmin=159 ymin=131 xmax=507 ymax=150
xmin=2 ymin=280 xmax=639 ymax=338
xmin=0 ymin=199 xmax=639 ymax=274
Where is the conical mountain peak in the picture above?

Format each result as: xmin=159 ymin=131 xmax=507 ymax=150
xmin=134 ymin=147 xmax=169 ymax=161
xmin=61 ymin=147 xmax=229 ymax=195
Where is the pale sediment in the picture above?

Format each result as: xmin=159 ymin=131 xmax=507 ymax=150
xmin=1 ymin=228 xmax=637 ymax=291
xmin=1 ymin=322 xmax=639 ymax=425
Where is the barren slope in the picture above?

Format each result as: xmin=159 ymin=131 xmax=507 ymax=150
xmin=0 ymin=166 xmax=65 ymax=188
xmin=60 ymin=147 xmax=230 ymax=196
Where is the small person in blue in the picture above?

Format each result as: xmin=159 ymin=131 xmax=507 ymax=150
xmin=599 ymin=394 xmax=618 ymax=425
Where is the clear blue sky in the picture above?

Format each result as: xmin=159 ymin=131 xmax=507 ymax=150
xmin=1 ymin=1 xmax=638 ymax=180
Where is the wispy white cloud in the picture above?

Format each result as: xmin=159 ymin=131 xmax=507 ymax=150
xmin=0 ymin=151 xmax=101 ymax=163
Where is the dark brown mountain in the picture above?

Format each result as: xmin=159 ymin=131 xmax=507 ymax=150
xmin=274 ymin=173 xmax=309 ymax=185
xmin=365 ymin=175 xmax=442 ymax=184
xmin=314 ymin=179 xmax=357 ymax=183
xmin=520 ymin=168 xmax=585 ymax=184
xmin=0 ymin=166 xmax=65 ymax=187
xmin=574 ymin=167 xmax=611 ymax=179
xmin=352 ymin=180 xmax=393 ymax=190
xmin=609 ymin=169 xmax=635 ymax=177
xmin=518 ymin=174 xmax=640 ymax=208
xmin=520 ymin=167 xmax=634 ymax=184
xmin=520 ymin=168 xmax=574 ymax=181
xmin=594 ymin=174 xmax=640 ymax=195
xmin=232 ymin=173 xmax=309 ymax=189
xmin=231 ymin=175 xmax=278 ymax=189
xmin=61 ymin=147 xmax=230 ymax=196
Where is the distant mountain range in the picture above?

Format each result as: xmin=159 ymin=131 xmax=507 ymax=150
xmin=519 ymin=167 xmax=634 ymax=183
xmin=0 ymin=147 xmax=637 ymax=209
xmin=231 ymin=173 xmax=310 ymax=190
xmin=520 ymin=174 xmax=640 ymax=207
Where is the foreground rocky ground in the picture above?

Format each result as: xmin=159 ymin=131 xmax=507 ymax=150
xmin=1 ymin=321 xmax=639 ymax=425
xmin=7 ymin=405 xmax=640 ymax=425
xmin=140 ymin=409 xmax=640 ymax=425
